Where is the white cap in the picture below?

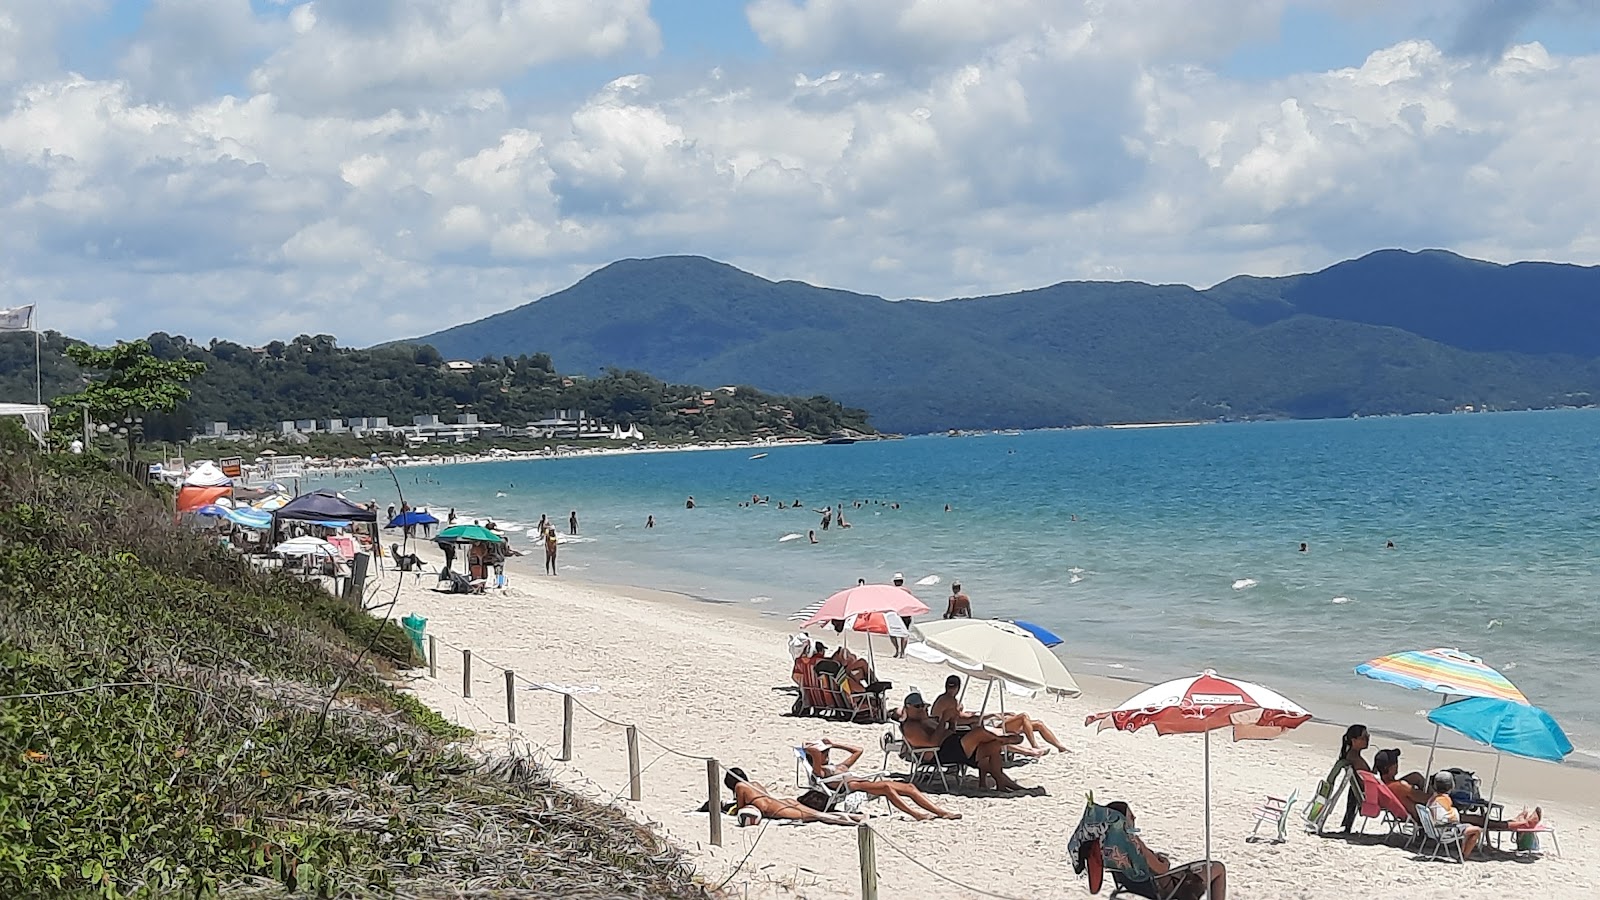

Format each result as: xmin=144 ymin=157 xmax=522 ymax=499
xmin=893 ymin=572 xmax=904 ymax=580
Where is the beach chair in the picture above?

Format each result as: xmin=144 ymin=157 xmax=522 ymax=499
xmin=1068 ymin=802 xmax=1214 ymax=899
xmin=1246 ymin=790 xmax=1297 ymax=844
xmin=1505 ymin=821 xmax=1560 ymax=857
xmin=1353 ymin=771 xmax=1418 ymax=847
xmin=825 ymin=666 xmax=889 ymax=724
xmin=883 ymin=727 xmax=958 ymax=792
xmin=1413 ymin=804 xmax=1468 ymax=863
xmin=793 ymin=746 xmax=853 ymax=810
xmin=1302 ymin=759 xmax=1352 ymax=835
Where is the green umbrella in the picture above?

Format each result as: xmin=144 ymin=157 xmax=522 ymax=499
xmin=435 ymin=524 xmax=506 ymax=544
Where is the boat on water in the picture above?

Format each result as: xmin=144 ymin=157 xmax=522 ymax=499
xmin=749 ymin=452 xmax=768 ymax=460
xmin=822 ymin=431 xmax=858 ymax=445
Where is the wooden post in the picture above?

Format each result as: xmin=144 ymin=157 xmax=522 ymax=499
xmin=857 ymin=824 xmax=878 ymax=900
xmin=462 ymin=649 xmax=473 ymax=698
xmin=504 ymin=670 xmax=517 ymax=724
xmin=427 ymin=634 xmax=437 ymax=679
xmin=560 ymin=694 xmax=575 ymax=761
xmin=706 ymin=759 xmax=723 ymax=847
xmin=626 ymin=725 xmax=641 ymax=801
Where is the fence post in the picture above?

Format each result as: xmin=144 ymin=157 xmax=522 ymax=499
xmin=504 ymin=670 xmax=517 ymax=725
xmin=427 ymin=634 xmax=437 ymax=679
xmin=706 ymin=758 xmax=723 ymax=847
xmin=560 ymin=694 xmax=575 ymax=761
xmin=857 ymin=824 xmax=878 ymax=900
xmin=462 ymin=649 xmax=473 ymax=698
xmin=626 ymin=726 xmax=641 ymax=801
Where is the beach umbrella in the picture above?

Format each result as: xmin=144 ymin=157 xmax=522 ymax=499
xmin=913 ymin=619 xmax=1082 ymax=698
xmin=1427 ymin=697 xmax=1572 ymax=821
xmin=844 ymin=610 xmax=909 ymax=669
xmin=1356 ymin=647 xmax=1528 ymax=774
xmin=253 ymin=494 xmax=291 ymax=512
xmin=272 ymin=536 xmax=338 ymax=558
xmin=798 ymin=584 xmax=928 ymax=628
xmin=435 ymin=524 xmax=507 ymax=544
xmin=223 ymin=507 xmax=272 ymax=530
xmin=1008 ymin=619 xmax=1063 ymax=647
xmin=786 ymin=600 xmax=825 ymax=622
xmin=194 ymin=504 xmax=230 ymax=517
xmin=1086 ymin=669 xmax=1311 ymax=896
xmin=386 ymin=509 xmax=440 ymax=529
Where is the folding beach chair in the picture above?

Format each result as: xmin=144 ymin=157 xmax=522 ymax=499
xmin=1413 ymin=804 xmax=1468 ymax=863
xmin=1068 ymin=801 xmax=1214 ymax=899
xmin=1505 ymin=821 xmax=1560 ymax=857
xmin=881 ymin=727 xmax=960 ymax=792
xmin=1246 ymin=790 xmax=1297 ymax=844
xmin=1302 ymin=759 xmax=1354 ymax=835
xmin=1353 ymin=771 xmax=1418 ymax=847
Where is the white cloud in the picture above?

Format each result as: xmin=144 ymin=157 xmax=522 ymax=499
xmin=2 ymin=1 xmax=1600 ymax=347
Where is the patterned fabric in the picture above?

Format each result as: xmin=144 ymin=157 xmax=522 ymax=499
xmin=1356 ymin=648 xmax=1527 ymax=704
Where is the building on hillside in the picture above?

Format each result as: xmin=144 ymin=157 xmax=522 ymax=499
xmin=202 ymin=421 xmax=228 ymax=437
xmin=412 ymin=414 xmax=440 ymax=427
xmin=322 ymin=419 xmax=347 ymax=433
xmin=294 ymin=419 xmax=317 ymax=433
xmin=457 ymin=413 xmax=479 ymax=425
xmin=444 ymin=360 xmax=475 ymax=372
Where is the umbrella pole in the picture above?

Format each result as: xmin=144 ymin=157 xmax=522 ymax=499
xmin=1423 ymin=694 xmax=1448 ymax=776
xmin=978 ymin=680 xmax=994 ymax=717
xmin=1204 ymin=729 xmax=1212 ymax=900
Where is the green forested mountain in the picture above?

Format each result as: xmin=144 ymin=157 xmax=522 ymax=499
xmin=0 ymin=332 xmax=872 ymax=443
xmin=408 ymin=250 xmax=1600 ymax=432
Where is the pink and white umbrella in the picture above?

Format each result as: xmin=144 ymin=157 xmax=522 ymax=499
xmin=1086 ymin=670 xmax=1311 ymax=896
xmin=799 ymin=584 xmax=929 ymax=628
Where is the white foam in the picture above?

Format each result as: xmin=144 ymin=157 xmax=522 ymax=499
xmin=748 ymin=596 xmax=773 ymax=603
xmin=779 ymin=533 xmax=803 ymax=543
xmin=1486 ymin=618 xmax=1503 ymax=630
xmin=1503 ymin=661 xmax=1518 ymax=670
xmin=1232 ymin=578 xmax=1258 ymax=591
xmin=1069 ymin=574 xmax=1084 ymax=585
xmin=915 ymin=574 xmax=941 ymax=586
xmin=1331 ymin=596 xmax=1355 ymax=604
xmin=1105 ymin=662 xmax=1126 ymax=669
xmin=1358 ymin=702 xmax=1382 ymax=711
xmin=1068 ymin=567 xmax=1085 ymax=575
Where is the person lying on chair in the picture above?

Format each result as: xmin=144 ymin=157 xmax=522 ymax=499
xmin=390 ymin=543 xmax=424 ymax=572
xmin=1106 ymin=801 xmax=1227 ymax=900
xmin=899 ymin=692 xmax=1027 ymax=792
xmin=930 ymin=675 xmax=1064 ymax=756
xmin=723 ymin=767 xmax=860 ymax=826
xmin=803 ymin=738 xmax=961 ymax=821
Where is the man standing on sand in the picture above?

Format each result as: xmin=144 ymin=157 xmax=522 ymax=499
xmin=944 ymin=582 xmax=971 ymax=619
xmin=569 ymin=510 xmax=579 ymax=535
xmin=891 ymin=573 xmax=913 ymax=658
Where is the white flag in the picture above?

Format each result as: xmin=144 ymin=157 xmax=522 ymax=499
xmin=0 ymin=305 xmax=34 ymax=331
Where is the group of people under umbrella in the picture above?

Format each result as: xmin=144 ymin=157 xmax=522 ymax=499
xmin=788 ymin=580 xmax=1570 ymax=899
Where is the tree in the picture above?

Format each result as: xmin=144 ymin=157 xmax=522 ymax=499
xmin=52 ymin=340 xmax=205 ymax=463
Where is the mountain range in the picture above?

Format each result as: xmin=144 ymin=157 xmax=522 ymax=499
xmin=407 ymin=250 xmax=1600 ymax=433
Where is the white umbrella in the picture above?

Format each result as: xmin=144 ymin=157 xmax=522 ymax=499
xmin=911 ymin=619 xmax=1082 ymax=698
xmin=273 ymin=536 xmax=338 ymax=558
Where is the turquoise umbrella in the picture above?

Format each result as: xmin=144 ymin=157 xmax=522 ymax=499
xmin=1427 ymin=697 xmax=1572 ymax=823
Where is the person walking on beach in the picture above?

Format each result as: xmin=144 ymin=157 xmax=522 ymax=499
xmin=387 ymin=503 xmax=396 ymax=523
xmin=447 ymin=508 xmax=456 ymax=525
xmin=890 ymin=573 xmax=912 ymax=658
xmin=569 ymin=510 xmax=578 ymax=535
xmin=944 ymin=582 xmax=971 ymax=619
xmin=543 ymin=526 xmax=559 ymax=575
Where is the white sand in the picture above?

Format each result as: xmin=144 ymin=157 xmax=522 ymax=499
xmin=385 ymin=548 xmax=1599 ymax=899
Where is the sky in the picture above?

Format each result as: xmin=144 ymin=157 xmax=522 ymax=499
xmin=3 ymin=0 xmax=1600 ymax=346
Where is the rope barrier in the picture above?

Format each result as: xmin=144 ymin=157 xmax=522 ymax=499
xmin=866 ymin=824 xmax=1035 ymax=900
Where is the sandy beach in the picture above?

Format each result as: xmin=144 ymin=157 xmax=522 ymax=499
xmin=386 ymin=545 xmax=1598 ymax=899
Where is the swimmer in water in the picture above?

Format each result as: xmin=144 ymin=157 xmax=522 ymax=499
xmin=1299 ymin=542 xmax=1308 ymax=552
xmin=646 ymin=515 xmax=655 ymax=529
xmin=1385 ymin=540 xmax=1395 ymax=549
xmin=809 ymin=530 xmax=818 ymax=544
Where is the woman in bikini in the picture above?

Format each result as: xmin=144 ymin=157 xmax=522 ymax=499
xmin=724 ymin=767 xmax=860 ymax=826
xmin=803 ymin=738 xmax=961 ymax=821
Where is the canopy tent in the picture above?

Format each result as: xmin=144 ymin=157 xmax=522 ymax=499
xmin=272 ymin=490 xmax=376 ymax=523
xmin=0 ymin=403 xmax=49 ymax=446
xmin=176 ymin=461 xmax=233 ymax=512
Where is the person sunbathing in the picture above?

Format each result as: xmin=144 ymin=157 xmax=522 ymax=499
xmin=831 ymin=645 xmax=873 ymax=690
xmin=1373 ymin=748 xmax=1427 ymax=810
xmin=1107 ymin=801 xmax=1227 ymax=900
xmin=929 ymin=675 xmax=1066 ymax=756
xmin=803 ymin=738 xmax=961 ymax=821
xmin=899 ymin=692 xmax=1027 ymax=792
xmin=723 ymin=767 xmax=861 ymax=826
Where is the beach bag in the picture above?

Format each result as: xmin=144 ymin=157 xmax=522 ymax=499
xmin=1446 ymin=768 xmax=1482 ymax=804
xmin=796 ymin=789 xmax=832 ymax=811
xmin=837 ymin=791 xmax=870 ymax=815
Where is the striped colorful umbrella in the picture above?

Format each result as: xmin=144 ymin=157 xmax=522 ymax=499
xmin=1355 ymin=648 xmax=1527 ymax=704
xmin=1356 ymin=647 xmax=1527 ymax=775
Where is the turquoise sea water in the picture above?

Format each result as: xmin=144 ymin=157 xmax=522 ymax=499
xmin=339 ymin=410 xmax=1600 ymax=754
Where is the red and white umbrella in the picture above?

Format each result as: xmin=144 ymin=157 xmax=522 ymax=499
xmin=799 ymin=584 xmax=929 ymax=628
xmin=1086 ymin=670 xmax=1311 ymax=897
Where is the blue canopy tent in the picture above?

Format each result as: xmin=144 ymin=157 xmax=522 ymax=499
xmin=273 ymin=490 xmax=376 ymax=523
xmin=386 ymin=510 xmax=440 ymax=529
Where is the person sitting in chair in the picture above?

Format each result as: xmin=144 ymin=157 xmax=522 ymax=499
xmin=802 ymin=738 xmax=961 ymax=821
xmin=390 ymin=543 xmax=424 ymax=572
xmin=930 ymin=675 xmax=1063 ymax=756
xmin=1373 ymin=748 xmax=1427 ymax=811
xmin=723 ymin=767 xmax=860 ymax=826
xmin=899 ymin=692 xmax=1027 ymax=792
xmin=1106 ymin=801 xmax=1227 ymax=900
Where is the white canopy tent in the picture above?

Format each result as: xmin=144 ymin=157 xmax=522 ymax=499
xmin=0 ymin=403 xmax=49 ymax=446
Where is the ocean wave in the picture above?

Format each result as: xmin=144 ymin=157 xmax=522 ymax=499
xmin=1358 ymin=702 xmax=1382 ymax=711
xmin=1069 ymin=574 xmax=1084 ymax=585
xmin=779 ymin=533 xmax=804 ymax=543
xmin=1232 ymin=578 xmax=1258 ymax=591
xmin=1068 ymin=567 xmax=1085 ymax=575
xmin=748 ymin=596 xmax=773 ymax=603
xmin=916 ymin=574 xmax=941 ymax=585
xmin=1331 ymin=596 xmax=1355 ymax=604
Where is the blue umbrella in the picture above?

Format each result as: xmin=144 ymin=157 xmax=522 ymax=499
xmin=387 ymin=510 xmax=440 ymax=528
xmin=194 ymin=503 xmax=230 ymax=517
xmin=224 ymin=507 xmax=273 ymax=529
xmin=1427 ymin=697 xmax=1572 ymax=763
xmin=1427 ymin=697 xmax=1572 ymax=821
xmin=1008 ymin=619 xmax=1063 ymax=648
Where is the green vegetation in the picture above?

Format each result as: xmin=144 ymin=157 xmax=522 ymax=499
xmin=4 ymin=331 xmax=873 ymax=444
xmin=0 ymin=424 xmax=708 ymax=898
xmin=411 ymin=252 xmax=1600 ymax=432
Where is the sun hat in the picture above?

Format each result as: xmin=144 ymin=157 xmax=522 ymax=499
xmin=893 ymin=572 xmax=904 ymax=581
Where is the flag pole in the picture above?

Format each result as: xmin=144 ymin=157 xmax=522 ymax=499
xmin=34 ymin=318 xmax=42 ymax=405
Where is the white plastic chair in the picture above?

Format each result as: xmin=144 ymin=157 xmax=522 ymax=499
xmin=1247 ymin=790 xmax=1298 ymax=843
xmin=1414 ymin=804 xmax=1468 ymax=863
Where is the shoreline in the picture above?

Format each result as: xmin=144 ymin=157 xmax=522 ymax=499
xmin=384 ymin=543 xmax=1598 ymax=899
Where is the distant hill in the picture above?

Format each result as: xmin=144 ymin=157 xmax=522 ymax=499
xmin=406 ymin=249 xmax=1600 ymax=433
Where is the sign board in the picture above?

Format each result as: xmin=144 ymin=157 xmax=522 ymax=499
xmin=264 ymin=454 xmax=304 ymax=480
xmin=219 ymin=456 xmax=243 ymax=478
